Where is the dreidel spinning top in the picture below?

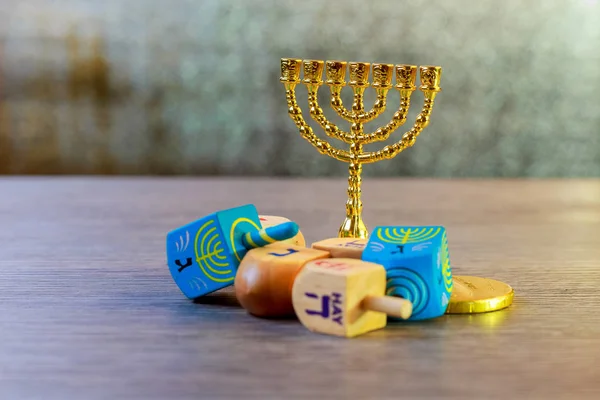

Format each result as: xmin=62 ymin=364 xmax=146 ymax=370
xmin=362 ymin=225 xmax=453 ymax=321
xmin=235 ymin=245 xmax=332 ymax=318
xmin=292 ymin=258 xmax=413 ymax=338
xmin=166 ymin=204 xmax=299 ymax=299
xmin=314 ymin=230 xmax=514 ymax=317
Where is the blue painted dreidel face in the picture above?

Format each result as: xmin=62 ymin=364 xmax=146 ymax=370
xmin=215 ymin=204 xmax=263 ymax=264
xmin=361 ymin=226 xmax=453 ymax=321
xmin=166 ymin=204 xmax=262 ymax=299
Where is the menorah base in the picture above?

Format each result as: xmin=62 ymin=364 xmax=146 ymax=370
xmin=338 ymin=215 xmax=368 ymax=239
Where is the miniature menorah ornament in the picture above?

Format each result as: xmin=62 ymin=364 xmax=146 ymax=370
xmin=280 ymin=58 xmax=442 ymax=239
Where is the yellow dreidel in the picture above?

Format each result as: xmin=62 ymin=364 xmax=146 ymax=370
xmin=291 ymin=258 xmax=413 ymax=338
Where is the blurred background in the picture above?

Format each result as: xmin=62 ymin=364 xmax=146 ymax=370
xmin=0 ymin=0 xmax=599 ymax=177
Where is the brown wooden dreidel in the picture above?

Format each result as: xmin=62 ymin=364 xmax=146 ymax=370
xmin=234 ymin=244 xmax=330 ymax=317
xmin=292 ymin=258 xmax=413 ymax=338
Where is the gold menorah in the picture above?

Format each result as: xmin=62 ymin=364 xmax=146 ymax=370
xmin=280 ymin=58 xmax=442 ymax=239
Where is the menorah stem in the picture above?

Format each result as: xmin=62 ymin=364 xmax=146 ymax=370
xmin=338 ymin=143 xmax=368 ymax=239
xmin=337 ymin=86 xmax=368 ymax=238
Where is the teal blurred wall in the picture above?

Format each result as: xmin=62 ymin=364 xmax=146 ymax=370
xmin=0 ymin=0 xmax=599 ymax=176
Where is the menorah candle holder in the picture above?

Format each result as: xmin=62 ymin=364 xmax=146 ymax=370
xmin=280 ymin=58 xmax=442 ymax=239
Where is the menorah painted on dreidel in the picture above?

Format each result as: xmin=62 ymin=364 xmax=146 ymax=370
xmin=280 ymin=58 xmax=442 ymax=239
xmin=362 ymin=226 xmax=453 ymax=321
xmin=166 ymin=204 xmax=300 ymax=300
xmin=292 ymin=258 xmax=413 ymax=338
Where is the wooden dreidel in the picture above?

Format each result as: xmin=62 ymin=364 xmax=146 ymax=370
xmin=311 ymin=238 xmax=367 ymax=259
xmin=259 ymin=215 xmax=306 ymax=247
xmin=234 ymin=245 xmax=330 ymax=317
xmin=292 ymin=258 xmax=413 ymax=338
xmin=166 ymin=204 xmax=299 ymax=300
xmin=361 ymin=226 xmax=453 ymax=321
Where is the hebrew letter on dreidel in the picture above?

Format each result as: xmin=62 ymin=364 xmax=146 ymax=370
xmin=166 ymin=204 xmax=299 ymax=300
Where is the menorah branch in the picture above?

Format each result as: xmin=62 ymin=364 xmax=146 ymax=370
xmin=329 ymin=85 xmax=355 ymax=122
xmin=284 ymin=84 xmax=351 ymax=163
xmin=354 ymin=89 xmax=413 ymax=144
xmin=354 ymin=89 xmax=388 ymax=123
xmin=307 ymin=86 xmax=351 ymax=144
xmin=358 ymin=92 xmax=438 ymax=164
xmin=329 ymin=87 xmax=387 ymax=128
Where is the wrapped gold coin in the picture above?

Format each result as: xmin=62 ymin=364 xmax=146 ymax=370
xmin=446 ymin=275 xmax=514 ymax=314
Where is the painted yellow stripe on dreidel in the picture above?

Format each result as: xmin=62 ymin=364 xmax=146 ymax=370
xmin=244 ymin=234 xmax=260 ymax=249
xmin=242 ymin=221 xmax=299 ymax=249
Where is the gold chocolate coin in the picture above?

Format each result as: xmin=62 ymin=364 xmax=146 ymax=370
xmin=446 ymin=275 xmax=514 ymax=314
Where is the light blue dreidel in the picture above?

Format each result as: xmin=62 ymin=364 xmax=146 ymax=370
xmin=166 ymin=204 xmax=299 ymax=299
xmin=361 ymin=226 xmax=453 ymax=321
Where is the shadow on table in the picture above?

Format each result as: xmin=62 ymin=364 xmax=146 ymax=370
xmin=192 ymin=289 xmax=241 ymax=308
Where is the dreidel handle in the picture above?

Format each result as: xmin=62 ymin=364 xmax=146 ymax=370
xmin=242 ymin=221 xmax=299 ymax=249
xmin=362 ymin=295 xmax=413 ymax=320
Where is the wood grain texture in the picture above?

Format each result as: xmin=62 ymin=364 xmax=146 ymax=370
xmin=1 ymin=177 xmax=600 ymax=399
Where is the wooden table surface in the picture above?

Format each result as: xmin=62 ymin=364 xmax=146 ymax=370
xmin=1 ymin=177 xmax=600 ymax=399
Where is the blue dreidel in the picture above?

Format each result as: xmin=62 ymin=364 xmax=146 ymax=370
xmin=361 ymin=226 xmax=453 ymax=321
xmin=166 ymin=204 xmax=300 ymax=299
